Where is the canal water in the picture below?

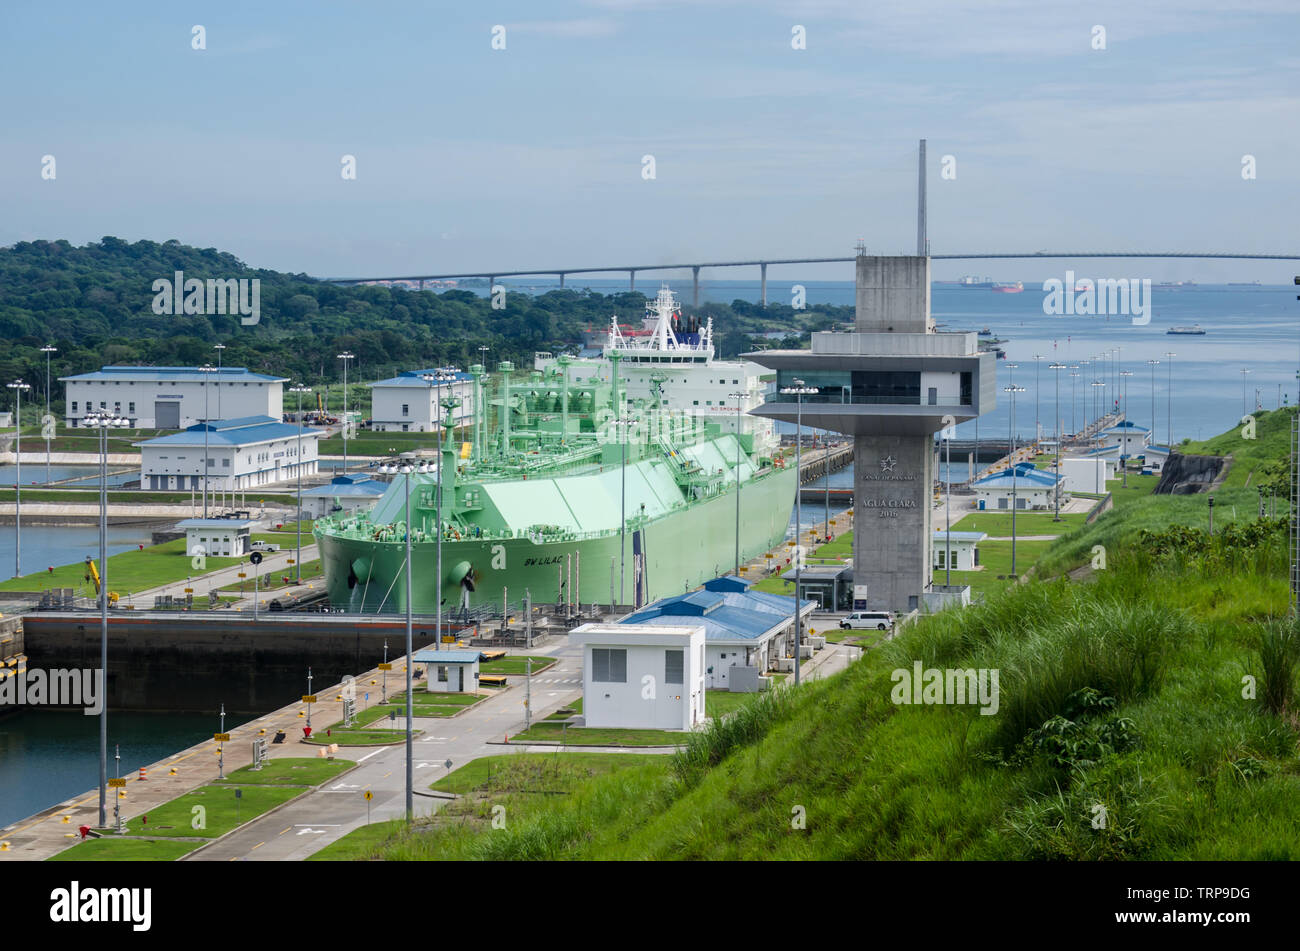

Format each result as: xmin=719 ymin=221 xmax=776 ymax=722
xmin=0 ymin=710 xmax=255 ymax=829
xmin=0 ymin=524 xmax=157 ymax=585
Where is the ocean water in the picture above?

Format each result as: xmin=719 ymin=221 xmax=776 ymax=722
xmin=472 ymin=279 xmax=1299 ymax=446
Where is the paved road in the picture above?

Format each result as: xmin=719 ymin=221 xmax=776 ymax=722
xmin=188 ymin=642 xmax=586 ymax=861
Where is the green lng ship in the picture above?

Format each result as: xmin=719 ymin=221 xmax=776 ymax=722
xmin=314 ymin=361 xmax=799 ymax=614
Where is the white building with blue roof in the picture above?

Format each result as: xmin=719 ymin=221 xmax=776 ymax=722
xmin=972 ymin=462 xmax=1065 ymax=511
xmin=1098 ymin=420 xmax=1151 ymax=456
xmin=620 ymin=576 xmax=815 ymax=689
xmin=61 ymin=365 xmax=286 ymax=430
xmin=299 ymin=473 xmax=388 ymax=517
xmin=369 ymin=368 xmax=475 ymax=433
xmin=134 ymin=415 xmax=320 ymax=491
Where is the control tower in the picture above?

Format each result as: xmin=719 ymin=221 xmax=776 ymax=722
xmin=747 ymin=253 xmax=995 ymax=613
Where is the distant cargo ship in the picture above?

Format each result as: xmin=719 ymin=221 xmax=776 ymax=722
xmin=1166 ymin=325 xmax=1206 ymax=335
xmin=991 ymin=281 xmax=1023 ymax=293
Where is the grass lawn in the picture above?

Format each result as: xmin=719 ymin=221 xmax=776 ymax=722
xmin=508 ymin=722 xmax=688 ymax=746
xmin=751 ymin=575 xmax=793 ymax=596
xmin=0 ymin=537 xmax=241 ymax=594
xmin=544 ymin=697 xmax=583 ymax=721
xmin=430 ymin=752 xmax=654 ymax=794
xmin=218 ymin=560 xmax=323 ymax=593
xmin=306 ymin=820 xmax=406 ymax=861
xmin=386 ymin=690 xmax=483 ymax=707
xmin=479 ymin=655 xmax=556 ymax=675
xmin=316 ymin=428 xmax=467 ymax=456
xmin=1108 ymin=473 xmax=1160 ymax=507
xmin=49 ymin=838 xmax=205 ymax=861
xmin=705 ymin=690 xmax=762 ymax=718
xmin=351 ymin=697 xmax=483 ymax=725
xmin=951 ymin=511 xmax=1087 ymax=536
xmin=942 ymin=539 xmax=1054 ymax=599
xmin=307 ymin=728 xmax=416 ymax=746
xmin=121 ymin=783 xmax=302 ymax=838
xmin=214 ymin=757 xmax=355 ymax=786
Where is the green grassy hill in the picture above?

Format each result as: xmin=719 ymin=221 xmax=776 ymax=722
xmin=331 ymin=413 xmax=1300 ymax=860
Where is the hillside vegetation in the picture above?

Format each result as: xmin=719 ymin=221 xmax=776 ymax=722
xmin=331 ymin=412 xmax=1300 ymax=860
xmin=0 ymin=238 xmax=847 ymax=401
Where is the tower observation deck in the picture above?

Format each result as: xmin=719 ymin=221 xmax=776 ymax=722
xmin=746 ymin=255 xmax=995 ymax=613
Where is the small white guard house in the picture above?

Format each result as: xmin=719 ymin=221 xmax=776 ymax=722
xmin=931 ymin=531 xmax=986 ymax=571
xmin=570 ymin=623 xmax=706 ymax=730
xmin=412 ymin=649 xmax=481 ymax=694
xmin=1098 ymin=420 xmax=1151 ymax=456
xmin=177 ymin=518 xmax=256 ymax=558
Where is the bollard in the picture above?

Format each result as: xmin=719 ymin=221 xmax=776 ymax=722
xmin=138 ymin=767 xmax=147 ymax=781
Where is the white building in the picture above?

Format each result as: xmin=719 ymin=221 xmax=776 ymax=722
xmin=1057 ymin=456 xmax=1111 ymax=494
xmin=1098 ymin=421 xmax=1151 ymax=456
xmin=412 ymin=648 xmax=480 ymax=694
xmin=368 ymin=368 xmax=475 ymax=433
xmin=177 ymin=518 xmax=256 ymax=558
xmin=570 ymin=623 xmax=706 ymax=730
xmin=931 ymin=531 xmax=986 ymax=571
xmin=135 ymin=415 xmax=320 ymax=491
xmin=61 ymin=366 xmax=286 ymax=430
xmin=1143 ymin=444 xmax=1172 ymax=473
xmin=973 ymin=463 xmax=1065 ymax=511
xmin=298 ymin=473 xmax=388 ymax=518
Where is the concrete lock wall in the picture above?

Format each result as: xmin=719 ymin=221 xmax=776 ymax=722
xmin=20 ymin=613 xmax=467 ymax=714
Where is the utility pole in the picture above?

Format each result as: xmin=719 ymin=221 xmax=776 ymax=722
xmin=781 ymin=379 xmax=815 ymax=684
xmin=1005 ymin=384 xmax=1026 ymax=575
xmin=337 ymin=351 xmax=355 ymax=473
xmin=8 ymin=380 xmax=31 ymax=577
xmin=1050 ymin=363 xmax=1067 ymax=522
xmin=40 ymin=345 xmax=56 ymax=486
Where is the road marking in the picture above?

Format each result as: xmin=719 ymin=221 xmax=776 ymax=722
xmin=251 ymin=841 xmax=265 ymax=850
xmin=356 ymin=748 xmax=386 ymax=763
xmin=381 ymin=771 xmax=391 ymax=779
xmin=278 ymin=827 xmax=292 ymax=836
xmin=297 ymin=828 xmax=327 ymax=835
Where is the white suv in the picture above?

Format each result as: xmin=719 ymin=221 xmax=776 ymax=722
xmin=840 ymin=611 xmax=894 ymax=631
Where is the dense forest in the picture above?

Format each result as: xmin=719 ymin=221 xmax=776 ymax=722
xmin=0 ymin=238 xmax=850 ymax=409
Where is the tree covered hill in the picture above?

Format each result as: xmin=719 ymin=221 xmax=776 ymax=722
xmin=0 ymin=238 xmax=846 ymax=397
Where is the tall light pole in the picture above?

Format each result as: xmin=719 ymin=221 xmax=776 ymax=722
xmin=8 ymin=380 xmax=31 ymax=577
xmin=199 ymin=364 xmax=216 ymax=518
xmin=438 ymin=396 xmax=461 ymax=651
xmin=730 ymin=391 xmax=747 ymax=575
xmin=40 ymin=345 xmax=56 ymax=486
xmin=1003 ymin=364 xmax=1019 ymax=456
xmin=1164 ymin=352 xmax=1175 ymax=448
xmin=1090 ymin=381 xmax=1106 ymax=449
xmin=337 ymin=352 xmax=355 ymax=473
xmin=1120 ymin=370 xmax=1134 ymax=487
xmin=1239 ymin=367 xmax=1250 ymax=418
xmin=1111 ymin=346 xmax=1121 ymax=417
xmin=1004 ymin=384 xmax=1026 ymax=575
xmin=780 ymin=379 xmax=815 ymax=683
xmin=1069 ymin=369 xmax=1079 ymax=437
xmin=213 ymin=343 xmax=226 ymax=420
xmin=86 ymin=412 xmax=128 ymax=827
xmin=1049 ymin=363 xmax=1067 ymax=522
xmin=1033 ymin=354 xmax=1042 ymax=444
xmin=1148 ymin=359 xmax=1161 ymax=436
xmin=289 ymin=384 xmax=312 ymax=583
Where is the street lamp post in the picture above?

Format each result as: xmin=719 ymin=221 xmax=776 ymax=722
xmin=1164 ymin=352 xmax=1175 ymax=448
xmin=337 ymin=352 xmax=355 ymax=473
xmin=1033 ymin=354 xmax=1042 ymax=444
xmin=730 ymin=391 xmax=747 ymax=575
xmin=1091 ymin=381 xmax=1106 ymax=449
xmin=40 ymin=345 xmax=56 ymax=486
xmin=289 ymin=385 xmax=312 ymax=583
xmin=85 ymin=412 xmax=127 ymax=827
xmin=213 ymin=343 xmax=226 ymax=420
xmin=438 ymin=395 xmax=462 ymax=651
xmin=7 ymin=380 xmax=31 ymax=577
xmin=199 ymin=364 xmax=216 ymax=518
xmin=780 ymin=379 xmax=815 ymax=685
xmin=1147 ymin=360 xmax=1161 ymax=439
xmin=1049 ymin=362 xmax=1067 ymax=522
xmin=1004 ymin=384 xmax=1026 ymax=575
xmin=1120 ymin=370 xmax=1134 ymax=487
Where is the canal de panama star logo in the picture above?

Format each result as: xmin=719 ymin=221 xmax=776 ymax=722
xmin=880 ymin=455 xmax=897 ymax=472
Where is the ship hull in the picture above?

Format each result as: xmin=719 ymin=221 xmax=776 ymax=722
xmin=316 ymin=465 xmax=800 ymax=613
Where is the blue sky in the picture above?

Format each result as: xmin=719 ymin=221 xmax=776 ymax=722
xmin=2 ymin=0 xmax=1297 ymax=282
